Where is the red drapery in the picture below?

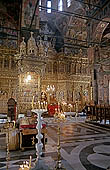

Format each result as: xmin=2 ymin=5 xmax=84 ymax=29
xmin=47 ymin=104 xmax=59 ymax=116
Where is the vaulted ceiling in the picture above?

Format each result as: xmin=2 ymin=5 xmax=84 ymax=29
xmin=0 ymin=0 xmax=21 ymax=26
xmin=0 ymin=0 xmax=106 ymax=52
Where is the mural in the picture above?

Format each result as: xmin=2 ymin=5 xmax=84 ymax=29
xmin=21 ymin=0 xmax=39 ymax=28
xmin=0 ymin=10 xmax=18 ymax=48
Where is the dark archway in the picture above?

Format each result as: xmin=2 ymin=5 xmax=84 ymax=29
xmin=7 ymin=98 xmax=17 ymax=121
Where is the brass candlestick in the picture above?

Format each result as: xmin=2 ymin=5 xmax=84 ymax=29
xmin=55 ymin=126 xmax=62 ymax=170
xmin=29 ymin=156 xmax=32 ymax=169
xmin=54 ymin=111 xmax=66 ymax=170
xmin=5 ymin=122 xmax=10 ymax=170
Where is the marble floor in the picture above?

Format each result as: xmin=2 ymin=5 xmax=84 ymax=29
xmin=0 ymin=117 xmax=110 ymax=170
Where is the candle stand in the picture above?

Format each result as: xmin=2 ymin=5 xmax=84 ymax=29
xmin=5 ymin=122 xmax=10 ymax=170
xmin=54 ymin=112 xmax=66 ymax=170
xmin=31 ymin=109 xmax=49 ymax=170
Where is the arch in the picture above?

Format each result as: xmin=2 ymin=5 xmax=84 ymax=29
xmin=93 ymin=18 xmax=110 ymax=42
xmin=7 ymin=98 xmax=16 ymax=106
xmin=7 ymin=98 xmax=17 ymax=121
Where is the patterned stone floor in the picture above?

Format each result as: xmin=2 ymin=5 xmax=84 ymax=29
xmin=0 ymin=117 xmax=110 ymax=170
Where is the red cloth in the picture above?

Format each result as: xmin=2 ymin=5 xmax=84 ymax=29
xmin=20 ymin=124 xmax=46 ymax=130
xmin=47 ymin=104 xmax=59 ymax=116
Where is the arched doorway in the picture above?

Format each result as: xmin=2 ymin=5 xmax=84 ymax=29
xmin=7 ymin=98 xmax=17 ymax=121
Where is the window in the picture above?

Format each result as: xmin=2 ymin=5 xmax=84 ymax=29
xmin=39 ymin=0 xmax=41 ymax=11
xmin=47 ymin=0 xmax=51 ymax=13
xmin=67 ymin=0 xmax=71 ymax=7
xmin=58 ymin=0 xmax=63 ymax=11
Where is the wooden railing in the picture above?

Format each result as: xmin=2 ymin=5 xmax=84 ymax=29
xmin=85 ymin=104 xmax=110 ymax=124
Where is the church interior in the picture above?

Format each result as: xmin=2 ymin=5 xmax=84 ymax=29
xmin=0 ymin=0 xmax=110 ymax=170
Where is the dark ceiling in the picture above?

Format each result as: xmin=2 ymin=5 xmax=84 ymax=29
xmin=0 ymin=0 xmax=21 ymax=26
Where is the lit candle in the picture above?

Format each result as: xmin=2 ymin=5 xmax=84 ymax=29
xmin=29 ymin=156 xmax=32 ymax=169
xmin=58 ymin=102 xmax=60 ymax=113
xmin=13 ymin=120 xmax=15 ymax=128
xmin=45 ymin=101 xmax=47 ymax=110
xmin=41 ymin=102 xmax=43 ymax=110
xmin=38 ymin=101 xmax=40 ymax=109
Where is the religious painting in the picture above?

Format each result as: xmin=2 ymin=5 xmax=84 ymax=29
xmin=104 ymin=75 xmax=108 ymax=86
xmin=58 ymin=91 xmax=64 ymax=101
xmin=0 ymin=13 xmax=18 ymax=48
xmin=99 ymin=87 xmax=104 ymax=104
xmin=22 ymin=0 xmax=39 ymax=28
xmin=53 ymin=62 xmax=57 ymax=74
xmin=67 ymin=90 xmax=72 ymax=101
xmin=59 ymin=62 xmax=65 ymax=73
xmin=87 ymin=46 xmax=94 ymax=64
xmin=46 ymin=62 xmax=52 ymax=73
